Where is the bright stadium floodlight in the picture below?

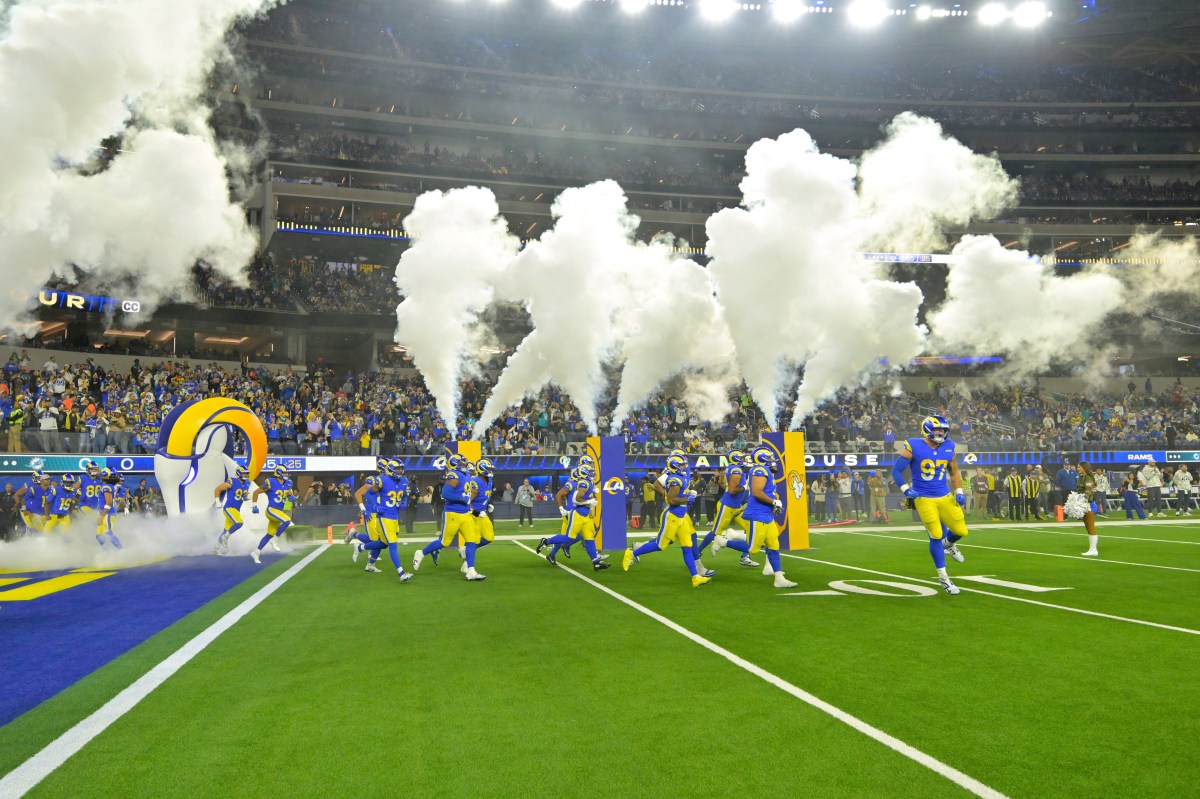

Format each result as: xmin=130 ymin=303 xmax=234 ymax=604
xmin=846 ymin=0 xmax=890 ymax=28
xmin=977 ymin=2 xmax=1009 ymax=25
xmin=620 ymin=0 xmax=649 ymax=12
xmin=550 ymin=0 xmax=584 ymax=9
xmin=1012 ymin=0 xmax=1048 ymax=26
xmin=915 ymin=4 xmax=933 ymax=19
xmin=772 ymin=0 xmax=806 ymax=23
xmin=699 ymin=0 xmax=738 ymax=22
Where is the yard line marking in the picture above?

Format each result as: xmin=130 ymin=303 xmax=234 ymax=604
xmin=0 ymin=545 xmax=330 ymax=799
xmin=829 ymin=529 xmax=1200 ymax=575
xmin=513 ymin=541 xmax=1011 ymax=799
xmin=1005 ymin=526 xmax=1200 ymax=546
xmin=781 ymin=552 xmax=1200 ymax=637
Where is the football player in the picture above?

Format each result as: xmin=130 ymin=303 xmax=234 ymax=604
xmin=250 ymin=465 xmax=294 ymax=564
xmin=698 ymin=448 xmax=758 ymax=568
xmin=95 ymin=468 xmax=125 ymax=549
xmin=414 ymin=454 xmax=484 ymax=580
xmin=622 ymin=453 xmax=710 ymax=587
xmin=213 ymin=466 xmax=252 ymax=555
xmin=711 ymin=445 xmax=798 ymax=589
xmin=890 ymin=415 xmax=969 ymax=595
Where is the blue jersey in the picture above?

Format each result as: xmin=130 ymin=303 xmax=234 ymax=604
xmin=561 ymin=478 xmax=578 ymax=512
xmin=363 ymin=479 xmax=380 ymax=517
xmin=574 ymin=479 xmax=595 ymax=514
xmin=720 ymin=463 xmax=748 ymax=508
xmin=49 ymin=485 xmax=74 ymax=516
xmin=80 ymin=475 xmax=103 ymax=509
xmin=442 ymin=470 xmax=470 ymax=513
xmin=901 ymin=437 xmax=956 ymax=499
xmin=742 ymin=465 xmax=779 ymax=523
xmin=113 ymin=485 xmax=128 ymax=511
xmin=393 ymin=475 xmax=409 ymax=510
xmin=222 ymin=478 xmax=251 ymax=510
xmin=24 ymin=483 xmax=47 ymax=514
xmin=664 ymin=473 xmax=690 ymax=518
xmin=469 ymin=476 xmax=492 ymax=513
xmin=266 ymin=477 xmax=290 ymax=510
xmin=378 ymin=475 xmax=401 ymax=520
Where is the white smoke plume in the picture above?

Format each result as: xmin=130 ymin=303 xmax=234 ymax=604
xmin=706 ymin=128 xmax=929 ymax=430
xmin=927 ymin=235 xmax=1125 ymax=375
xmin=474 ymin=180 xmax=639 ymax=437
xmin=0 ymin=0 xmax=280 ymax=326
xmin=609 ymin=252 xmax=739 ymax=431
xmin=858 ymin=113 xmax=1019 ymax=253
xmin=395 ymin=187 xmax=519 ymax=431
xmin=1122 ymin=232 xmax=1200 ymax=309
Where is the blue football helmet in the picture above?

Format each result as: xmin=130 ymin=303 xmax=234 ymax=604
xmin=235 ymin=466 xmax=250 ymax=481
xmin=476 ymin=458 xmax=494 ymax=478
xmin=921 ymin=415 xmax=950 ymax=444
xmin=750 ymin=445 xmax=779 ymax=473
xmin=727 ymin=448 xmax=747 ymax=466
xmin=665 ymin=453 xmax=688 ymax=474
xmin=273 ymin=465 xmax=289 ymax=480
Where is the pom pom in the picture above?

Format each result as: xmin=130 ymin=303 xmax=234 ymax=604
xmin=1063 ymin=491 xmax=1090 ymax=520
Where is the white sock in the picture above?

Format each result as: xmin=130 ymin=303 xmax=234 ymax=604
xmin=936 ymin=567 xmax=949 ymax=579
xmin=1088 ymin=534 xmax=1098 ymax=552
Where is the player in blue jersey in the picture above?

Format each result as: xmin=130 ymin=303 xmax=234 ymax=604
xmin=44 ymin=474 xmax=78 ymax=533
xmin=697 ymin=449 xmax=758 ymax=568
xmin=213 ymin=467 xmax=252 ymax=555
xmin=78 ymin=460 xmax=104 ymax=521
xmin=890 ymin=415 xmax=969 ymax=595
xmin=15 ymin=471 xmax=51 ymax=533
xmin=250 ymin=465 xmax=294 ymax=564
xmin=621 ymin=453 xmax=710 ymax=587
xmin=414 ymin=454 xmax=483 ymax=580
xmin=711 ymin=445 xmax=798 ymax=588
xmin=460 ymin=457 xmax=501 ymax=573
xmin=537 ymin=464 xmax=609 ymax=571
xmin=349 ymin=474 xmax=384 ymax=563
xmin=95 ymin=468 xmax=125 ymax=549
xmin=360 ymin=459 xmax=414 ymax=582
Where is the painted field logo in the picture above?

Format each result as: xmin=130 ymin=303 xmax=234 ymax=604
xmin=0 ymin=568 xmax=118 ymax=602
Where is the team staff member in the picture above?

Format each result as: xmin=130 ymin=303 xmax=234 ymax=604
xmin=1023 ymin=468 xmax=1044 ymax=520
xmin=971 ymin=468 xmax=989 ymax=519
xmin=1004 ymin=468 xmax=1023 ymax=521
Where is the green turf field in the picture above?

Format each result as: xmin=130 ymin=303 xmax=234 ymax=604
xmin=2 ymin=516 xmax=1198 ymax=798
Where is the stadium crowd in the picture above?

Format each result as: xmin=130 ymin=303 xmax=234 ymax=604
xmin=1 ymin=349 xmax=1199 ymax=462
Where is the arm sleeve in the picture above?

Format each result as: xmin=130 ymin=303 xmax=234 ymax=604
xmin=891 ymin=454 xmax=911 ymax=488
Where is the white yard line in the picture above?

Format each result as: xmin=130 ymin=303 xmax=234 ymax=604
xmin=513 ymin=541 xmax=1011 ymax=799
xmin=780 ymin=552 xmax=1200 ymax=636
xmin=1005 ymin=526 xmax=1200 ymax=546
xmin=0 ymin=545 xmax=330 ymax=799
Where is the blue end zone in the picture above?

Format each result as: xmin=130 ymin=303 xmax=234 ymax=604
xmin=0 ymin=555 xmax=281 ymax=727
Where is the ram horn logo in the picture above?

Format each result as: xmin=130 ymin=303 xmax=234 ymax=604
xmin=603 ymin=477 xmax=625 ymax=495
xmin=559 ymin=455 xmax=572 ymax=468
xmin=154 ymin=398 xmax=266 ymax=516
xmin=788 ymin=471 xmax=805 ymax=500
xmin=963 ymin=453 xmax=979 ymax=465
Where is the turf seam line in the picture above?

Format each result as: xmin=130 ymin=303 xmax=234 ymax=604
xmin=0 ymin=545 xmax=330 ymax=799
xmin=832 ymin=529 xmax=1200 ymax=575
xmin=781 ymin=553 xmax=1200 ymax=637
xmin=512 ymin=541 xmax=1011 ymax=799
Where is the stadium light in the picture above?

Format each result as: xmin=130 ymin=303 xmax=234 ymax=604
xmin=846 ymin=0 xmax=890 ymax=28
xmin=977 ymin=2 xmax=1009 ymax=25
xmin=1012 ymin=1 xmax=1048 ymax=26
xmin=772 ymin=0 xmax=805 ymax=23
xmin=620 ymin=0 xmax=649 ymax=12
xmin=914 ymin=5 xmax=932 ymax=20
xmin=699 ymin=0 xmax=738 ymax=22
xmin=549 ymin=0 xmax=584 ymax=9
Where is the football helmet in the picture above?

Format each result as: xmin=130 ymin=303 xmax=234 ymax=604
xmin=727 ymin=448 xmax=747 ymax=466
xmin=665 ymin=453 xmax=688 ymax=474
xmin=476 ymin=458 xmax=495 ymax=478
xmin=749 ymin=445 xmax=779 ymax=473
xmin=235 ymin=466 xmax=250 ymax=481
xmin=921 ymin=415 xmax=950 ymax=445
xmin=85 ymin=460 xmax=101 ymax=477
xmin=273 ymin=465 xmax=290 ymax=480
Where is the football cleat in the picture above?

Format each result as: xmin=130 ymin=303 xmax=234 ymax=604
xmin=412 ymin=549 xmax=425 ymax=571
xmin=546 ymin=553 xmax=557 ymax=565
xmin=343 ymin=529 xmax=355 ymax=545
xmin=773 ymin=572 xmax=798 ymax=589
xmin=1081 ymin=550 xmax=1099 ymax=557
xmin=398 ymin=571 xmax=413 ymax=582
xmin=943 ymin=541 xmax=965 ymax=563
xmin=465 ymin=568 xmax=486 ymax=581
xmin=701 ymin=568 xmax=717 ymax=578
xmin=691 ymin=574 xmax=711 ymax=588
xmin=352 ymin=542 xmax=362 ymax=563
xmin=536 ymin=538 xmax=549 ymax=554
xmin=710 ymin=535 xmax=727 ymax=556
xmin=739 ymin=556 xmax=760 ymax=567
xmin=460 ymin=561 xmax=468 ymax=574
xmin=430 ymin=549 xmax=440 ymax=566
xmin=938 ymin=576 xmax=960 ymax=595
xmin=561 ymin=543 xmax=572 ymax=560
xmin=270 ymin=536 xmax=281 ymax=552
xmin=593 ymin=560 xmax=611 ymax=571
xmin=622 ymin=548 xmax=636 ymax=571
xmin=364 ymin=562 xmax=381 ymax=573
xmin=250 ymin=549 xmax=261 ymax=564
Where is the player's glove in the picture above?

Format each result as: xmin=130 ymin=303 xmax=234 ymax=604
xmin=954 ymin=490 xmax=966 ymax=507
xmin=558 ymin=506 xmax=569 ymax=517
xmin=471 ymin=510 xmax=482 ymax=517
xmin=901 ymin=484 xmax=919 ymax=500
xmin=252 ymin=506 xmax=261 ymax=514
xmin=772 ymin=498 xmax=783 ymax=511
xmin=686 ymin=489 xmax=698 ymax=499
xmin=487 ymin=504 xmax=494 ymax=515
